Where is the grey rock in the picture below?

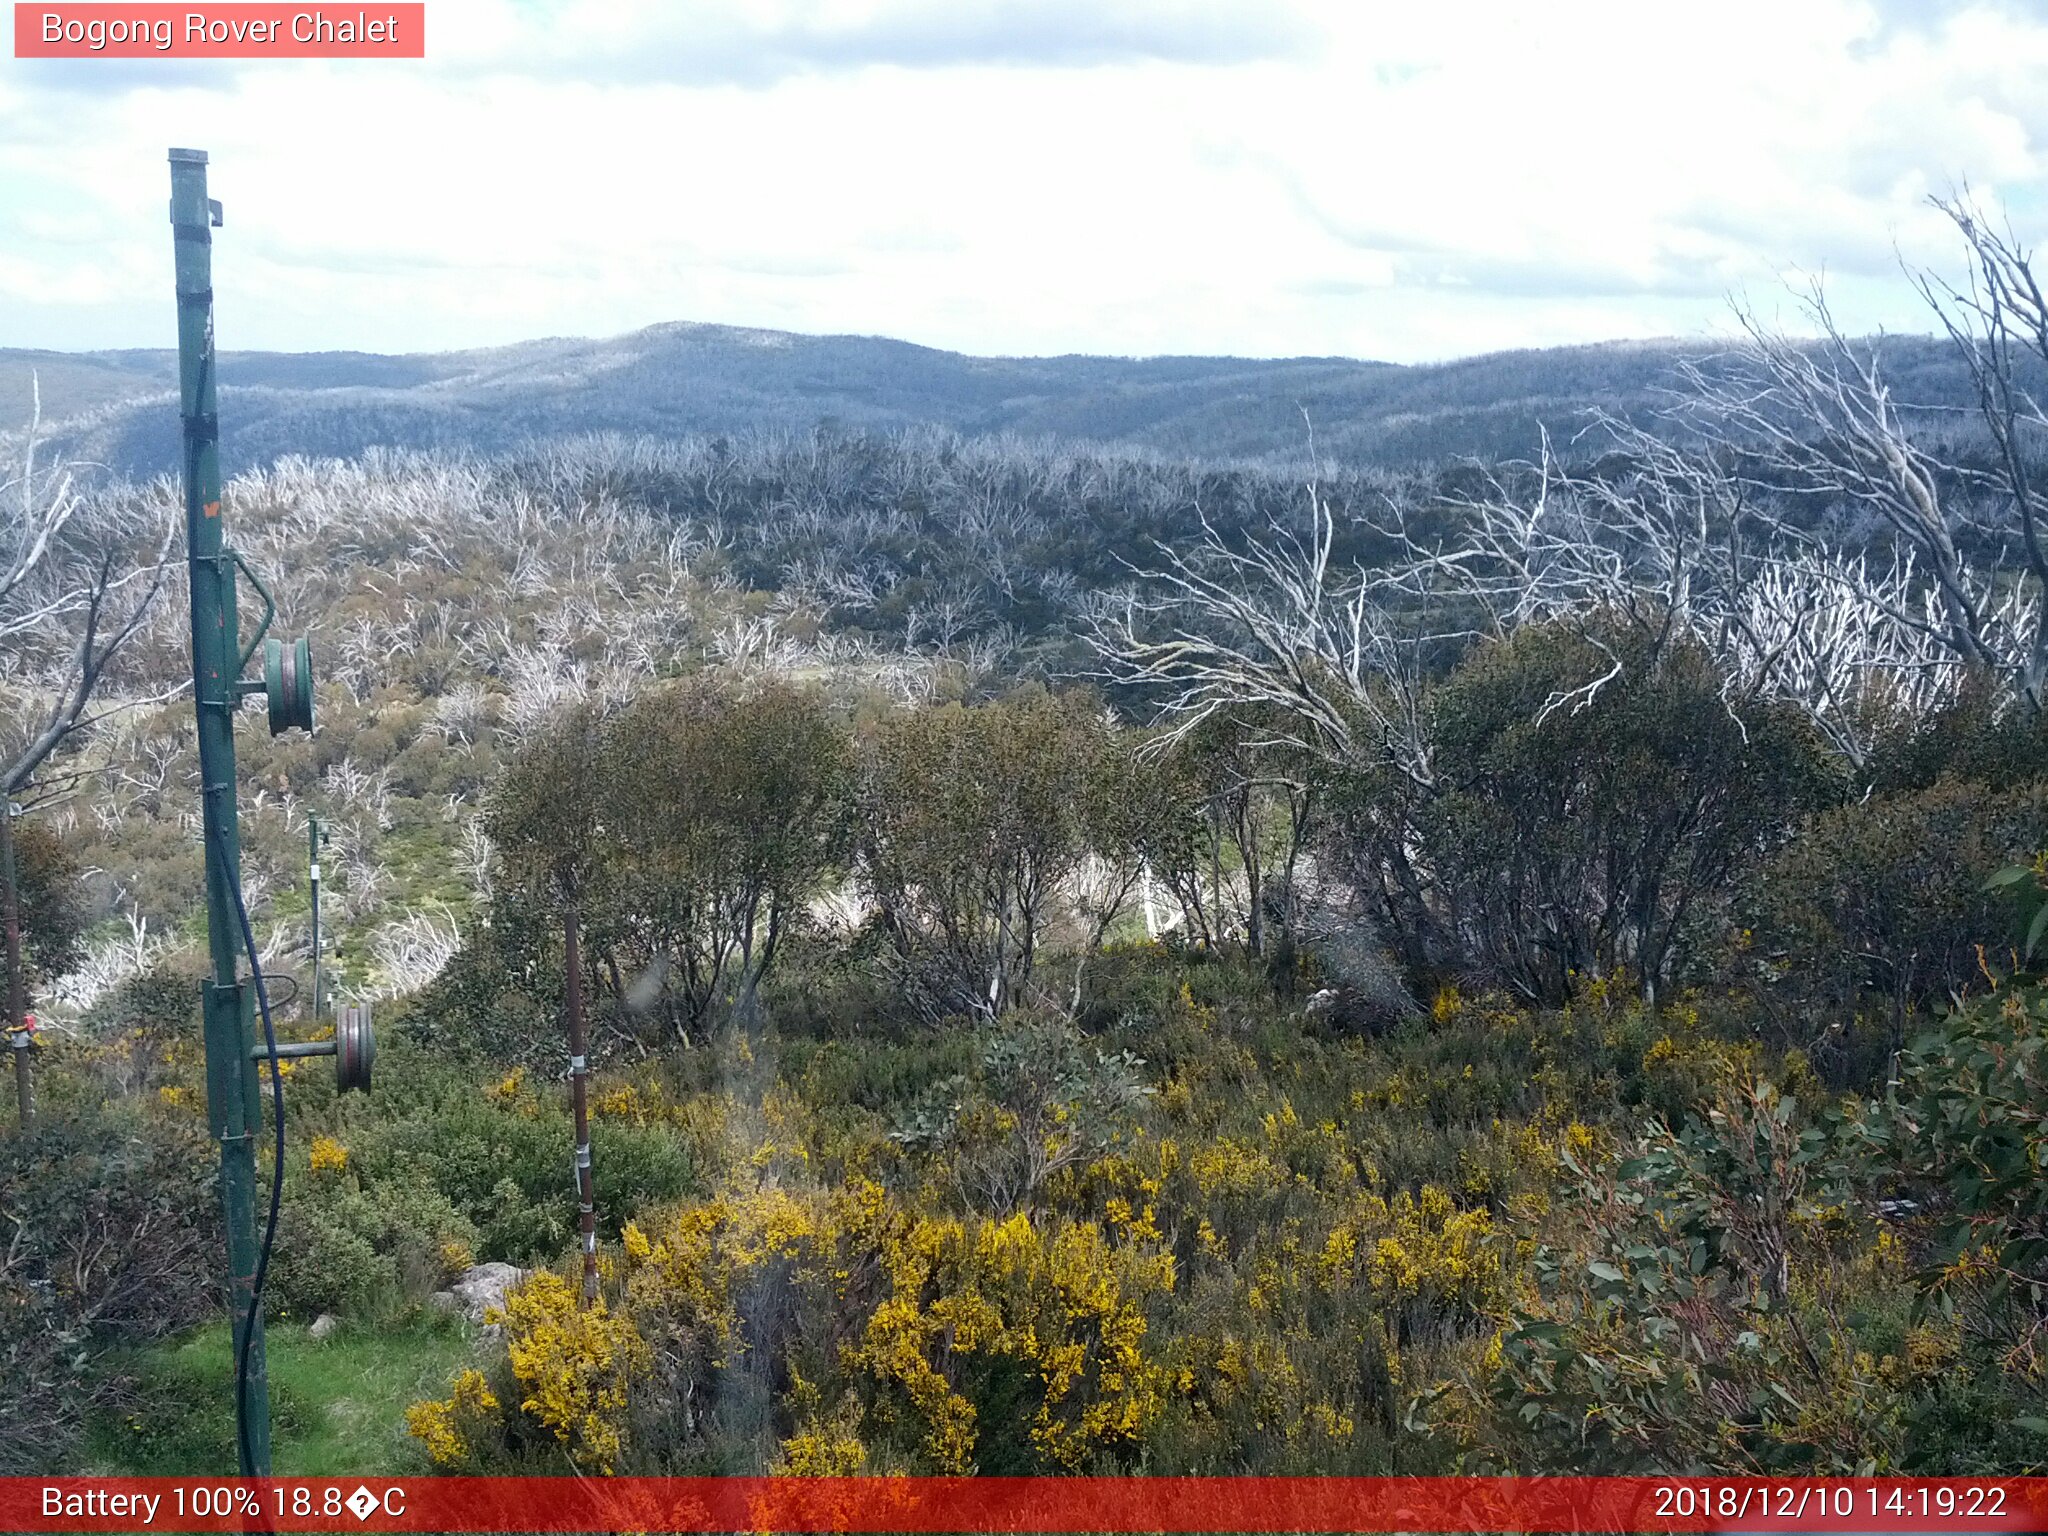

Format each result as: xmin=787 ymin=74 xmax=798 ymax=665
xmin=448 ymin=1261 xmax=527 ymax=1326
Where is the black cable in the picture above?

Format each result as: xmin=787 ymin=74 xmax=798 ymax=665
xmin=213 ymin=821 xmax=285 ymax=1482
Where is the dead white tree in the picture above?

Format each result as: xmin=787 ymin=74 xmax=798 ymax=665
xmin=1358 ymin=421 xmax=1737 ymax=726
xmin=49 ymin=906 xmax=171 ymax=1018
xmin=1667 ymin=277 xmax=2042 ymax=724
xmin=1 ymin=385 xmax=177 ymax=800
xmin=370 ymin=905 xmax=463 ymax=998
xmin=1378 ymin=414 xmax=1985 ymax=768
xmin=1088 ymin=479 xmax=1435 ymax=786
xmin=1 ymin=388 xmax=175 ymax=1121
xmin=1907 ymin=192 xmax=2048 ymax=709
xmin=1093 ymin=186 xmax=2048 ymax=794
xmin=1718 ymin=543 xmax=1967 ymax=769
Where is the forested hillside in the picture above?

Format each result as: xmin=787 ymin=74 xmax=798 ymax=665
xmin=0 ymin=321 xmax=1993 ymax=482
xmin=8 ymin=227 xmax=2048 ymax=1482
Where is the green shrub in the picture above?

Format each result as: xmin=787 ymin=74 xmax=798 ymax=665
xmin=272 ymin=1200 xmax=394 ymax=1319
xmin=890 ymin=1012 xmax=1153 ymax=1215
xmin=1879 ymin=983 xmax=2048 ymax=1338
xmin=0 ymin=1096 xmax=217 ymax=1473
xmin=1451 ymin=1057 xmax=2048 ymax=1475
xmin=293 ymin=1039 xmax=701 ymax=1263
xmin=1452 ymin=1078 xmax=1880 ymax=1472
xmin=1331 ymin=620 xmax=1833 ymax=1004
xmin=271 ymin=1163 xmax=479 ymax=1319
xmin=590 ymin=1119 xmax=697 ymax=1229
xmin=1749 ymin=777 xmax=2048 ymax=1043
xmin=1865 ymin=683 xmax=2048 ymax=795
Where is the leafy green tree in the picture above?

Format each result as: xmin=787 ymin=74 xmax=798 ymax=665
xmin=604 ymin=676 xmax=850 ymax=1041
xmin=853 ymin=687 xmax=1128 ymax=1018
xmin=488 ymin=703 xmax=615 ymax=925
xmin=1336 ymin=620 xmax=1832 ymax=1004
xmin=1138 ymin=712 xmax=1323 ymax=965
xmin=9 ymin=815 xmax=86 ymax=990
xmin=1118 ymin=733 xmax=1221 ymax=949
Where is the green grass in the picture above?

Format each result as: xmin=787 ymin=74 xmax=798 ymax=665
xmin=85 ymin=1312 xmax=474 ymax=1477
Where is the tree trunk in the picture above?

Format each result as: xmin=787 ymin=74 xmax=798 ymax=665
xmin=2 ymin=807 xmax=30 ymax=1131
xmin=1233 ymin=789 xmax=1264 ymax=958
xmin=1207 ymin=803 xmax=1225 ymax=952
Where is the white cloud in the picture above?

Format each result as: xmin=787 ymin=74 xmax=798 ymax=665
xmin=1 ymin=0 xmax=2045 ymax=362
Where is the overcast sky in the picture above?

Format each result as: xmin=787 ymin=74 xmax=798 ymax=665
xmin=4 ymin=0 xmax=2048 ymax=362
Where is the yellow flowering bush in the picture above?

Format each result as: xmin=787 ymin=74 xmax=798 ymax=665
xmin=1355 ymin=1187 xmax=1500 ymax=1314
xmin=499 ymin=1271 xmax=651 ymax=1472
xmin=603 ymin=1174 xmax=1177 ymax=1473
xmin=437 ymin=1237 xmax=476 ymax=1282
xmin=851 ymin=1207 xmax=1177 ymax=1471
xmin=592 ymin=1083 xmax=649 ymax=1121
xmin=621 ymin=1183 xmax=849 ymax=1365
xmin=405 ymin=1367 xmax=500 ymax=1469
xmin=775 ymin=1385 xmax=869 ymax=1476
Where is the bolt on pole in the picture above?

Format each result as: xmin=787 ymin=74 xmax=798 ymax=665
xmin=170 ymin=146 xmax=271 ymax=1477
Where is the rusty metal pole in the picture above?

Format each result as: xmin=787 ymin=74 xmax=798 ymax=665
xmin=564 ymin=904 xmax=598 ymax=1306
xmin=308 ymin=813 xmax=324 ymax=1024
xmin=3 ymin=802 xmax=31 ymax=1130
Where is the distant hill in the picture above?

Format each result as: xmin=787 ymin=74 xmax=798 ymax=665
xmin=0 ymin=320 xmax=1979 ymax=481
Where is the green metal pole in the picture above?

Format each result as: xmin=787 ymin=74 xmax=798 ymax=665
xmin=171 ymin=146 xmax=270 ymax=1477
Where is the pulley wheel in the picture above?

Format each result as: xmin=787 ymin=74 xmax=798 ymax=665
xmin=264 ymin=635 xmax=315 ymax=735
xmin=335 ymin=1004 xmax=374 ymax=1093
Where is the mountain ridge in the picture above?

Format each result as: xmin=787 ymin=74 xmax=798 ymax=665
xmin=0 ymin=319 xmax=1969 ymax=480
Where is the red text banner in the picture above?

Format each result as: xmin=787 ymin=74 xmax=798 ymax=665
xmin=14 ymin=4 xmax=424 ymax=58
xmin=2 ymin=1477 xmax=2046 ymax=1533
